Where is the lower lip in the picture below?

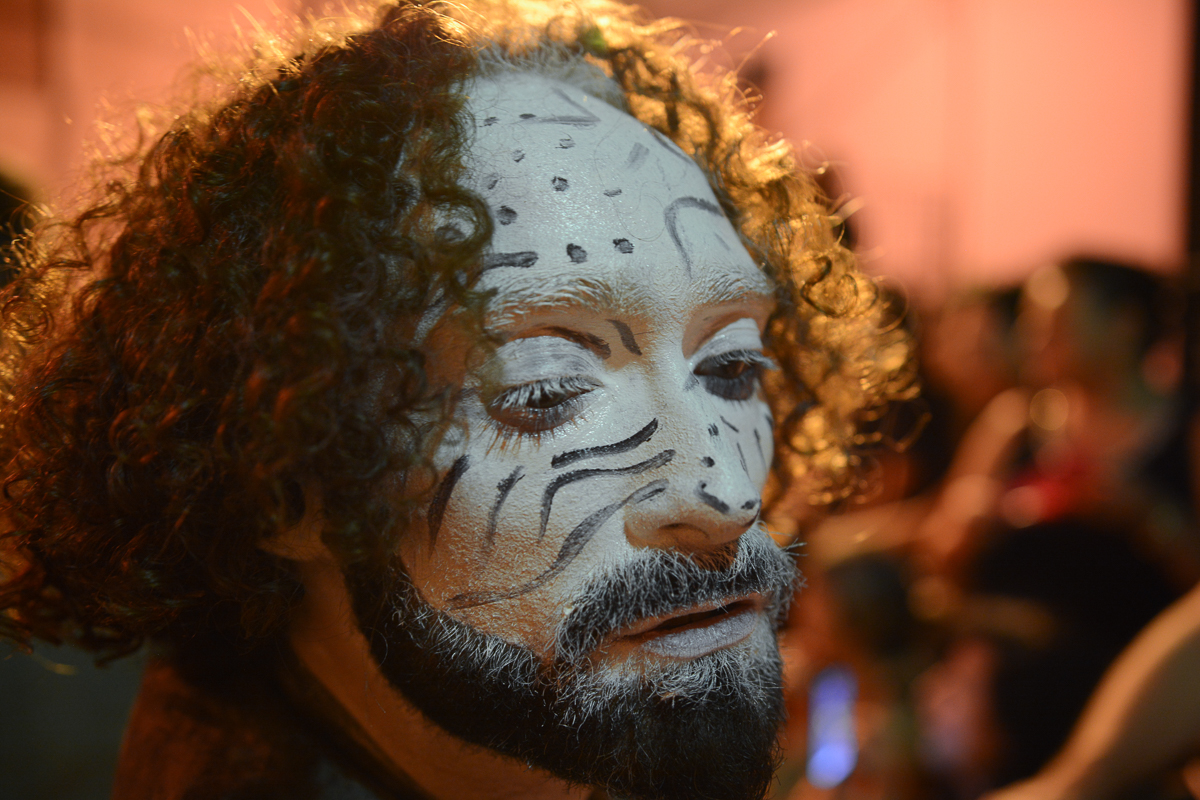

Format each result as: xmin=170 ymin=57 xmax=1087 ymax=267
xmin=637 ymin=607 xmax=760 ymax=660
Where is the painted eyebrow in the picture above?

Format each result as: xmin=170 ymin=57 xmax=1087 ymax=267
xmin=547 ymin=326 xmax=611 ymax=359
xmin=486 ymin=272 xmax=773 ymax=327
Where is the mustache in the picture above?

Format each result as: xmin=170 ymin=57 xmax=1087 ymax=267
xmin=552 ymin=526 xmax=799 ymax=666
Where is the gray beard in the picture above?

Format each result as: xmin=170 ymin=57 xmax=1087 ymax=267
xmin=345 ymin=529 xmax=798 ymax=800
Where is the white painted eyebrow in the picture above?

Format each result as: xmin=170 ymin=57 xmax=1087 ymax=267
xmin=485 ymin=270 xmax=774 ymax=328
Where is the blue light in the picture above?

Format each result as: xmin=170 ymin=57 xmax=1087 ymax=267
xmin=806 ymin=665 xmax=858 ymax=788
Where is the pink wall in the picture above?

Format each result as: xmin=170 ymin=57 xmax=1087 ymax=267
xmin=644 ymin=0 xmax=1191 ymax=299
xmin=0 ymin=0 xmax=297 ymax=201
xmin=1 ymin=1 xmax=1190 ymax=300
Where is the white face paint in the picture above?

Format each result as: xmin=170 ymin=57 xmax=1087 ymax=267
xmin=401 ymin=72 xmax=777 ymax=665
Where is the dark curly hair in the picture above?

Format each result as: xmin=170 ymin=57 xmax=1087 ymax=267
xmin=0 ymin=0 xmax=916 ymax=659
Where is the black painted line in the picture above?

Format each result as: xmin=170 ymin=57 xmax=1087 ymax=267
xmin=607 ymin=319 xmax=642 ymax=355
xmin=552 ymin=418 xmax=658 ymax=469
xmin=539 ymin=449 xmax=674 ymax=540
xmin=448 ymin=479 xmax=668 ymax=608
xmin=696 ymin=482 xmax=730 ymax=514
xmin=625 ymin=142 xmax=649 ymax=170
xmin=485 ymin=466 xmax=525 ymax=549
xmin=482 ymin=251 xmax=539 ymax=271
xmin=763 ymin=412 xmax=775 ymax=430
xmin=737 ymin=442 xmax=749 ymax=476
xmin=708 ymin=423 xmax=719 ymax=437
xmin=720 ymin=415 xmax=740 ymax=433
xmin=427 ymin=455 xmax=469 ymax=546
xmin=682 ymin=374 xmax=699 ymax=392
xmin=754 ymin=428 xmax=766 ymax=466
xmin=520 ymin=88 xmax=601 ymax=128
xmin=603 ymin=188 xmax=623 ymax=197
xmin=663 ymin=196 xmax=723 ymax=278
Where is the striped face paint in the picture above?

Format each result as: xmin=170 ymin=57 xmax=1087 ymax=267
xmin=401 ymin=72 xmax=779 ymax=665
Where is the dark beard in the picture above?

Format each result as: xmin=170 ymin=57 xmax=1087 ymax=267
xmin=344 ymin=531 xmax=798 ymax=800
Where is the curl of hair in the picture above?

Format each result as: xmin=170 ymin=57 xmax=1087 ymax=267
xmin=0 ymin=0 xmax=916 ymax=657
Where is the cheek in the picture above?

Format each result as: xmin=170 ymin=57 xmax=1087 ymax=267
xmin=407 ymin=461 xmax=543 ymax=599
xmin=401 ymin=446 xmax=610 ymax=652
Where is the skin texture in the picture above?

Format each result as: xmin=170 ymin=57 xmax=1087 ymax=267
xmin=288 ymin=71 xmax=784 ymax=800
xmin=403 ymin=72 xmax=777 ymax=658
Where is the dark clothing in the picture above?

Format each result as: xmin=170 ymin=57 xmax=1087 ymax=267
xmin=113 ymin=647 xmax=433 ymax=800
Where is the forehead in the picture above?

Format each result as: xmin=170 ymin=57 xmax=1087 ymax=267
xmin=461 ymin=72 xmax=771 ymax=317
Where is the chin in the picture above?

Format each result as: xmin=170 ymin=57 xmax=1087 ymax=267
xmin=345 ymin=540 xmax=795 ymax=800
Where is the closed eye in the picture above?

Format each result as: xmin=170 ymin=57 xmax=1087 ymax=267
xmin=486 ymin=375 xmax=600 ymax=435
xmin=694 ymin=350 xmax=777 ymax=401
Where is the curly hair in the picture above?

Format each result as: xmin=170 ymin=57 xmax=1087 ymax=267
xmin=0 ymin=0 xmax=916 ymax=658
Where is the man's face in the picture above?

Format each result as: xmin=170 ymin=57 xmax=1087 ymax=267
xmin=349 ymin=72 xmax=796 ymax=800
xmin=408 ymin=70 xmax=780 ymax=660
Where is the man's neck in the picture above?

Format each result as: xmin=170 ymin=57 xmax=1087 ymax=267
xmin=288 ymin=557 xmax=592 ymax=800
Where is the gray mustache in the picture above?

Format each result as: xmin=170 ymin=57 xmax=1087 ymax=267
xmin=552 ymin=527 xmax=799 ymax=666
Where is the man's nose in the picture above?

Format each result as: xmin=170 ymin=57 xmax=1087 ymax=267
xmin=622 ymin=420 xmax=763 ymax=553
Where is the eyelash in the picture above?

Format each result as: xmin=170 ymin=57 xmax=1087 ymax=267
xmin=482 ymin=348 xmax=772 ymax=439
xmin=695 ymin=349 xmax=777 ymax=401
xmin=486 ymin=375 xmax=600 ymax=436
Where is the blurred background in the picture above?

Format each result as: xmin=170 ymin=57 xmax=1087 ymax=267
xmin=0 ymin=1 xmax=1196 ymax=798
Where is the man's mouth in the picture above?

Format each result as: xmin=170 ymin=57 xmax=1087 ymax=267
xmin=614 ymin=597 xmax=762 ymax=660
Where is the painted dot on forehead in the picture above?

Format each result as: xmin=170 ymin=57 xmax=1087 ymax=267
xmin=603 ymin=188 xmax=622 ymax=197
xmin=512 ymin=150 xmax=525 ymax=163
xmin=496 ymin=206 xmax=518 ymax=225
xmin=567 ymin=244 xmax=588 ymax=264
xmin=552 ymin=176 xmax=569 ymax=191
xmin=558 ymin=137 xmax=575 ymax=149
xmin=483 ymin=116 xmax=499 ymax=126
xmin=613 ymin=238 xmax=634 ymax=254
xmin=520 ymin=112 xmax=536 ymax=120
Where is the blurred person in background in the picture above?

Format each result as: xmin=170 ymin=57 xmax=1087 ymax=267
xmin=982 ymin=581 xmax=1200 ymax=800
xmin=777 ymin=255 xmax=1194 ymax=799
xmin=916 ymin=521 xmax=1178 ymax=800
xmin=974 ymin=271 xmax=1200 ymax=800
